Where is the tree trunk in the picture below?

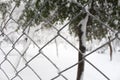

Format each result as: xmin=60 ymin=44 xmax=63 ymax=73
xmin=108 ymin=36 xmax=112 ymax=61
xmin=76 ymin=25 xmax=86 ymax=80
xmin=76 ymin=12 xmax=88 ymax=80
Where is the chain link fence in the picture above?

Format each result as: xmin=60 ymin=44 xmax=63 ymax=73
xmin=0 ymin=0 xmax=120 ymax=80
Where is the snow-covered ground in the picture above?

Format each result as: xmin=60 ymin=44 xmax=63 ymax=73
xmin=0 ymin=40 xmax=120 ymax=80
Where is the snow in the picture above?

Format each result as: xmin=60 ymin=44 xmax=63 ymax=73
xmin=0 ymin=39 xmax=120 ymax=80
xmin=84 ymin=51 xmax=120 ymax=80
xmin=118 ymin=0 xmax=120 ymax=6
xmin=0 ymin=12 xmax=120 ymax=80
xmin=77 ymin=13 xmax=89 ymax=50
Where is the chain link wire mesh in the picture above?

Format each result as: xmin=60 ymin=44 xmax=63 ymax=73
xmin=0 ymin=0 xmax=120 ymax=80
